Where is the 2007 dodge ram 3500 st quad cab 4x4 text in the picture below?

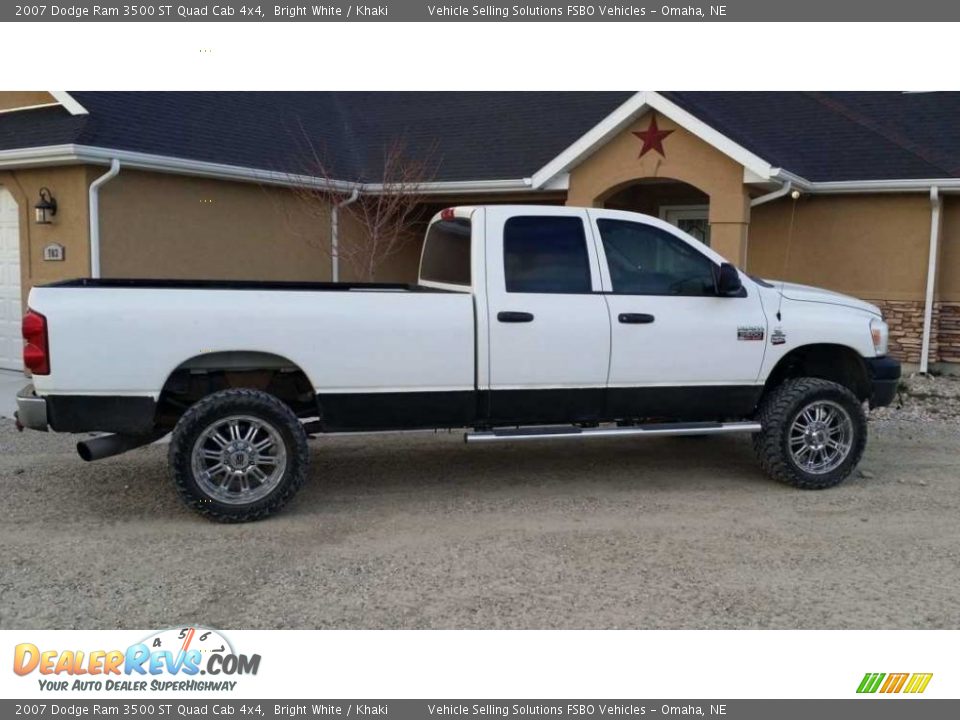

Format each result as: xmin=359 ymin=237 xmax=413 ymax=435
xmin=15 ymin=206 xmax=900 ymax=522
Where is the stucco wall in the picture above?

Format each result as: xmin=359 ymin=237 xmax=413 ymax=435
xmin=747 ymin=194 xmax=930 ymax=301
xmin=0 ymin=165 xmax=92 ymax=306
xmin=749 ymin=193 xmax=960 ymax=364
xmin=0 ymin=92 xmax=55 ymax=112
xmin=96 ymin=169 xmax=341 ymax=282
xmin=939 ymin=195 xmax=960 ymax=302
xmin=566 ymin=111 xmax=751 ymax=265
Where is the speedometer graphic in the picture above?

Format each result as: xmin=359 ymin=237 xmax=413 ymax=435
xmin=140 ymin=626 xmax=234 ymax=658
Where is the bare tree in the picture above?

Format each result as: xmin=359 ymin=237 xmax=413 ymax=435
xmin=284 ymin=132 xmax=439 ymax=282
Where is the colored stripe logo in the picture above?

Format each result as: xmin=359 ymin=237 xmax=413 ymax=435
xmin=857 ymin=672 xmax=933 ymax=694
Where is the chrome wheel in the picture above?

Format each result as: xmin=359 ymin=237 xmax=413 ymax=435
xmin=191 ymin=415 xmax=287 ymax=505
xmin=788 ymin=400 xmax=854 ymax=475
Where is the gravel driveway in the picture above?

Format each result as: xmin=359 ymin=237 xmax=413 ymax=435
xmin=1 ymin=379 xmax=959 ymax=630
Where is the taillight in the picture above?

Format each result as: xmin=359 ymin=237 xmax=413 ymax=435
xmin=440 ymin=207 xmax=456 ymax=221
xmin=22 ymin=310 xmax=50 ymax=375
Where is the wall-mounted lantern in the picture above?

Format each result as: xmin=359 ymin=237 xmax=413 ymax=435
xmin=34 ymin=187 xmax=57 ymax=224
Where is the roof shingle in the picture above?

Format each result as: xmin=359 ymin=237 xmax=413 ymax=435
xmin=2 ymin=91 xmax=959 ymax=183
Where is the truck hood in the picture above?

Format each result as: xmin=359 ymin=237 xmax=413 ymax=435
xmin=765 ymin=280 xmax=882 ymax=317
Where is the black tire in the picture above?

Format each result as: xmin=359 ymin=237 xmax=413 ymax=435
xmin=753 ymin=377 xmax=867 ymax=490
xmin=169 ymin=388 xmax=309 ymax=522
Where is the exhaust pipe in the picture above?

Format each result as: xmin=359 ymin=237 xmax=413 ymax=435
xmin=77 ymin=432 xmax=165 ymax=462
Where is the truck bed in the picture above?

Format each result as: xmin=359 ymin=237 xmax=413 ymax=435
xmin=28 ymin=280 xmax=476 ymax=404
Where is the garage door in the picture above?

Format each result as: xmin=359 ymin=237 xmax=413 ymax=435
xmin=0 ymin=188 xmax=22 ymax=371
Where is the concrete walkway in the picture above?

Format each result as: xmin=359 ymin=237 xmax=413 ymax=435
xmin=0 ymin=369 xmax=26 ymax=419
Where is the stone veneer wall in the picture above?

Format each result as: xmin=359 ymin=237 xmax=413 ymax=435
xmin=938 ymin=302 xmax=960 ymax=364
xmin=868 ymin=300 xmax=936 ymax=364
xmin=869 ymin=299 xmax=960 ymax=366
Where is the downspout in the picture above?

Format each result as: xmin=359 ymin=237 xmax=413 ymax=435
xmin=919 ymin=185 xmax=942 ymax=374
xmin=330 ymin=187 xmax=360 ymax=282
xmin=88 ymin=159 xmax=120 ymax=279
xmin=749 ymin=180 xmax=793 ymax=208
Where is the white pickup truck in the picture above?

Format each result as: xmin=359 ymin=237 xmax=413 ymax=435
xmin=16 ymin=205 xmax=900 ymax=522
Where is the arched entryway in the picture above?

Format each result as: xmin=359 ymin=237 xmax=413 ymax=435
xmin=601 ymin=178 xmax=711 ymax=246
xmin=0 ymin=187 xmax=22 ymax=370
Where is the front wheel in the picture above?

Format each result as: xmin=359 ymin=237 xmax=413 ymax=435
xmin=169 ymin=389 xmax=309 ymax=522
xmin=753 ymin=378 xmax=867 ymax=490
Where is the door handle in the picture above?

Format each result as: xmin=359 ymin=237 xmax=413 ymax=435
xmin=618 ymin=313 xmax=655 ymax=324
xmin=497 ymin=311 xmax=535 ymax=323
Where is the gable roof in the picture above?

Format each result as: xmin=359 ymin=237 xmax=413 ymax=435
xmin=1 ymin=91 xmax=960 ymax=190
xmin=0 ymin=91 xmax=631 ymax=185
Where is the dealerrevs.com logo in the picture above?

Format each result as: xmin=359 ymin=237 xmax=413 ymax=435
xmin=857 ymin=673 xmax=933 ymax=695
xmin=13 ymin=627 xmax=261 ymax=692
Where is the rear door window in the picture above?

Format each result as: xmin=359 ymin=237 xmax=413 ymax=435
xmin=503 ymin=216 xmax=592 ymax=294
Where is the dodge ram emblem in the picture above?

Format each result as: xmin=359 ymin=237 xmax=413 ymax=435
xmin=737 ymin=326 xmax=765 ymax=341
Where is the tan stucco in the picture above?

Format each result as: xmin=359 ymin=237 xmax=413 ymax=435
xmin=0 ymin=163 xmax=569 ymax=299
xmin=0 ymin=166 xmax=91 ymax=307
xmin=566 ymin=111 xmax=751 ymax=265
xmin=96 ymin=169 xmax=341 ymax=282
xmin=939 ymin=195 xmax=960 ymax=302
xmin=748 ymin=194 xmax=932 ymax=302
xmin=0 ymin=92 xmax=56 ymax=112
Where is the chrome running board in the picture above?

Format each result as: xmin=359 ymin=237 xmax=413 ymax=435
xmin=465 ymin=421 xmax=761 ymax=444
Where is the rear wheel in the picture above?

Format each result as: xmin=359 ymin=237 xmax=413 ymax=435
xmin=169 ymin=388 xmax=309 ymax=522
xmin=753 ymin=377 xmax=867 ymax=489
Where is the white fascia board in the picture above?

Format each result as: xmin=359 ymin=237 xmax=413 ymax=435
xmin=49 ymin=91 xmax=89 ymax=116
xmin=531 ymin=91 xmax=649 ymax=190
xmin=4 ymin=143 xmax=960 ymax=196
xmin=540 ymin=172 xmax=570 ymax=191
xmin=770 ymin=168 xmax=960 ymax=194
xmin=0 ymin=144 xmax=534 ymax=195
xmin=0 ymin=102 xmax=61 ymax=117
xmin=743 ymin=167 xmax=773 ymax=185
xmin=402 ymin=178 xmax=534 ymax=194
xmin=531 ymin=90 xmax=775 ymax=190
xmin=801 ymin=178 xmax=960 ymax=193
xmin=646 ymin=92 xmax=773 ymax=181
xmin=770 ymin=168 xmax=810 ymax=189
xmin=0 ymin=144 xmax=82 ymax=168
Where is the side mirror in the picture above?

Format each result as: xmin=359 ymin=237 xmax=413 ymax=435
xmin=716 ymin=262 xmax=743 ymax=296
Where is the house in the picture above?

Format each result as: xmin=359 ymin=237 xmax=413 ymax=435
xmin=1 ymin=90 xmax=958 ymax=372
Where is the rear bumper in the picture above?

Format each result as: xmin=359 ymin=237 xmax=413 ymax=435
xmin=865 ymin=356 xmax=901 ymax=408
xmin=15 ymin=384 xmax=48 ymax=431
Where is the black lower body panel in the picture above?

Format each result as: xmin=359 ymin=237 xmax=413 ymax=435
xmin=484 ymin=388 xmax=607 ymax=426
xmin=605 ymin=384 xmax=763 ymax=422
xmin=317 ymin=391 xmax=476 ymax=431
xmin=317 ymin=385 xmax=763 ymax=431
xmin=40 ymin=385 xmax=764 ymax=436
xmin=46 ymin=395 xmax=157 ymax=434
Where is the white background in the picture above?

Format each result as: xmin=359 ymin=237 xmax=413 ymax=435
xmin=1 ymin=20 xmax=958 ymax=701
xmin=1 ymin=629 xmax=954 ymax=699
xmin=0 ymin=22 xmax=956 ymax=90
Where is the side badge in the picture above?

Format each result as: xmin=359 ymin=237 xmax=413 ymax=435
xmin=771 ymin=327 xmax=787 ymax=345
xmin=737 ymin=326 xmax=765 ymax=342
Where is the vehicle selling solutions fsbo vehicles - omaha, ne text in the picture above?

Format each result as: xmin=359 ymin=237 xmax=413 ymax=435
xmin=15 ymin=206 xmax=900 ymax=521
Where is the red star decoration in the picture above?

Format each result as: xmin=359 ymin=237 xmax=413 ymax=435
xmin=632 ymin=117 xmax=674 ymax=158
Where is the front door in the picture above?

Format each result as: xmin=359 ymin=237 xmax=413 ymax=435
xmin=0 ymin=188 xmax=22 ymax=371
xmin=588 ymin=210 xmax=767 ymax=420
xmin=661 ymin=205 xmax=711 ymax=246
xmin=484 ymin=207 xmax=611 ymax=425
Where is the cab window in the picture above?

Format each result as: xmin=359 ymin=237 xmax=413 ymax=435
xmin=504 ymin=216 xmax=592 ymax=294
xmin=421 ymin=218 xmax=472 ymax=286
xmin=597 ymin=219 xmax=716 ymax=296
